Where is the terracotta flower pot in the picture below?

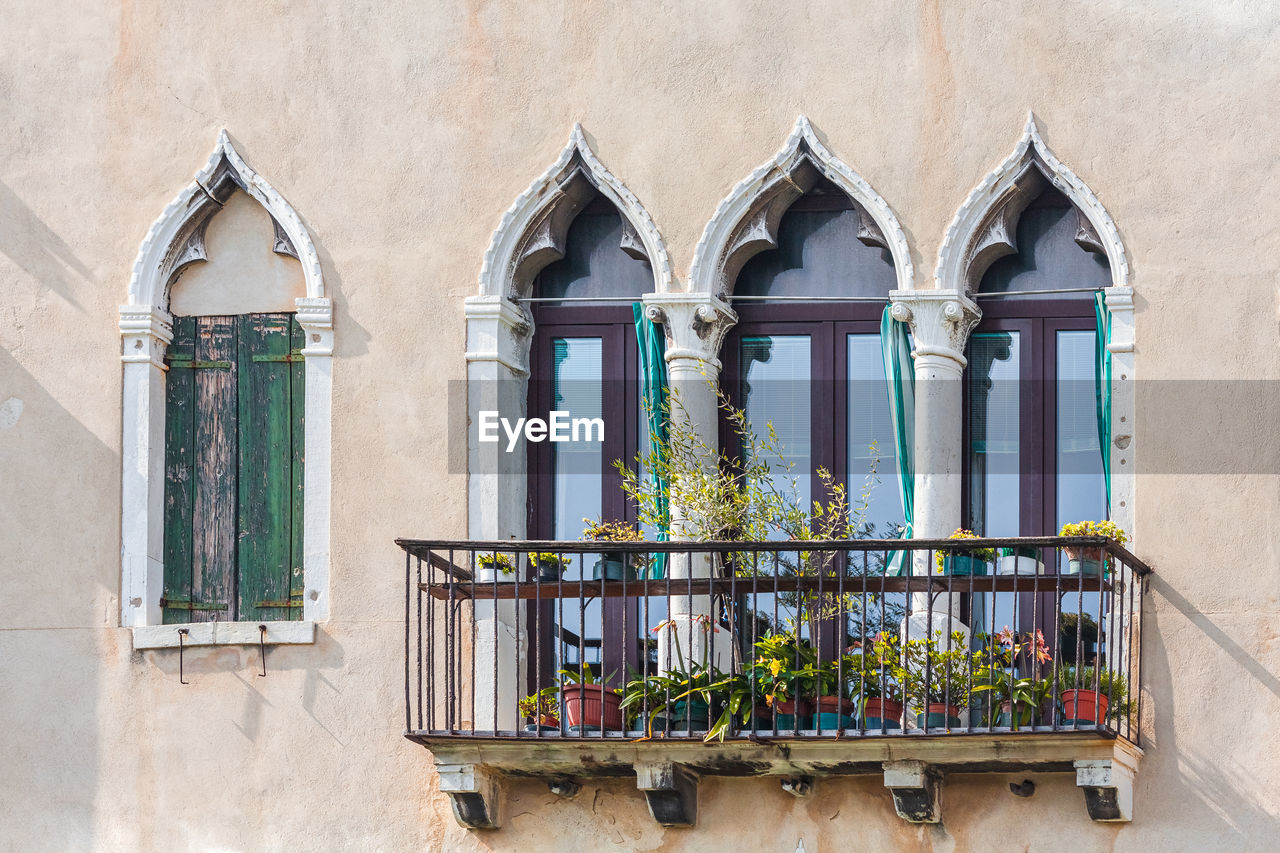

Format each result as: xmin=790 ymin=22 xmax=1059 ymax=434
xmin=916 ymin=702 xmax=962 ymax=729
xmin=815 ymin=695 xmax=857 ymax=729
xmin=561 ymin=685 xmax=623 ymax=731
xmin=771 ymin=698 xmax=813 ymax=731
xmin=1061 ymin=689 xmax=1110 ymax=725
xmin=862 ymin=697 xmax=904 ymax=730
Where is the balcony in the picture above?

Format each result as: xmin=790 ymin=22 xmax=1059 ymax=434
xmin=398 ymin=537 xmax=1151 ymax=828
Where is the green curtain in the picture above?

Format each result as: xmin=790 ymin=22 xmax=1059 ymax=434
xmin=1094 ymin=291 xmax=1113 ymax=511
xmin=633 ymin=303 xmax=669 ymax=578
xmin=881 ymin=306 xmax=915 ymax=576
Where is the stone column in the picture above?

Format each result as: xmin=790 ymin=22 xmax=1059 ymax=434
xmin=119 ymin=305 xmax=174 ymax=628
xmin=464 ymin=294 xmax=532 ymax=730
xmin=887 ymin=289 xmax=981 ymax=629
xmin=294 ymin=296 xmax=334 ymax=622
xmin=642 ymin=293 xmax=737 ymax=674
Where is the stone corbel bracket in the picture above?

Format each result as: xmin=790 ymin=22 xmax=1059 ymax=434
xmin=883 ymin=760 xmax=941 ymax=824
xmin=636 ymin=761 xmax=699 ymax=827
xmin=437 ymin=763 xmax=502 ymax=830
xmin=1075 ymin=741 xmax=1141 ymax=822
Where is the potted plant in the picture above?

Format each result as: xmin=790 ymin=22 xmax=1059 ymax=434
xmin=475 ymin=551 xmax=515 ymax=582
xmin=518 ymin=685 xmax=561 ymax=733
xmin=861 ymin=632 xmax=907 ymax=730
xmin=581 ymin=519 xmax=647 ymax=581
xmin=1059 ymin=665 xmax=1131 ymax=726
xmin=1059 ymin=520 xmax=1128 ymax=577
xmin=972 ymin=628 xmax=1055 ymax=729
xmin=747 ymin=631 xmax=820 ymax=731
xmin=558 ymin=668 xmax=623 ymax=732
xmin=811 ymin=652 xmax=864 ymax=731
xmin=527 ymin=551 xmax=571 ymax=582
xmin=935 ymin=529 xmax=996 ymax=576
xmin=997 ymin=545 xmax=1044 ymax=576
xmin=901 ymin=630 xmax=984 ymax=729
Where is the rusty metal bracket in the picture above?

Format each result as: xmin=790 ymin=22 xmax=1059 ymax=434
xmin=257 ymin=624 xmax=268 ymax=677
xmin=177 ymin=628 xmax=190 ymax=684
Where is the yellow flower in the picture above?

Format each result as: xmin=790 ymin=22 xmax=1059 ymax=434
xmin=765 ymin=693 xmax=775 ymax=707
xmin=769 ymin=659 xmax=782 ymax=678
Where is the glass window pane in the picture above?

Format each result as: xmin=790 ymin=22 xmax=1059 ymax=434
xmin=741 ymin=336 xmax=812 ymax=509
xmin=740 ymin=335 xmax=811 ymax=640
xmin=1056 ymin=330 xmax=1106 ymax=528
xmin=552 ymin=338 xmax=603 ymax=669
xmin=966 ymin=332 xmax=1021 ymax=536
xmin=847 ymin=333 xmax=906 ymax=639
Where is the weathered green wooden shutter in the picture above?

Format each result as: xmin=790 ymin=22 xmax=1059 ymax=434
xmin=163 ymin=316 xmax=238 ymax=622
xmin=163 ymin=313 xmax=304 ymax=623
xmin=236 ymin=314 xmax=305 ymax=621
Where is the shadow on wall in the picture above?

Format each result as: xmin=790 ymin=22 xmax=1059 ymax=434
xmin=1144 ymin=579 xmax=1280 ymax=844
xmin=0 ymin=178 xmax=93 ymax=311
xmin=0 ymin=345 xmax=116 ymax=847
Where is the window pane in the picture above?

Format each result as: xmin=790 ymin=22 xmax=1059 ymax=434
xmin=966 ymin=332 xmax=1021 ymax=536
xmin=847 ymin=334 xmax=903 ymax=539
xmin=847 ymin=333 xmax=906 ymax=639
xmin=740 ymin=335 xmax=811 ymax=640
xmin=741 ymin=336 xmax=811 ymax=509
xmin=552 ymin=337 xmax=603 ymax=669
xmin=1056 ymin=330 xmax=1106 ymax=528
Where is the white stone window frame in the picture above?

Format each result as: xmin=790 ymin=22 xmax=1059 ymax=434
xmin=926 ymin=113 xmax=1135 ymax=540
xmin=121 ymin=131 xmax=332 ymax=649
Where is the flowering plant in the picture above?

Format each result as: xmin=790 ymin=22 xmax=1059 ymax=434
xmin=475 ymin=552 xmax=515 ymax=573
xmin=1059 ymin=519 xmax=1128 ymax=571
xmin=972 ymin=627 xmax=1055 ymax=727
xmin=934 ymin=528 xmax=997 ymax=572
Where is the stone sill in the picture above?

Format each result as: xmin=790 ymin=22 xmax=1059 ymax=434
xmin=412 ymin=730 xmax=1142 ymax=828
xmin=132 ymin=620 xmax=316 ymax=649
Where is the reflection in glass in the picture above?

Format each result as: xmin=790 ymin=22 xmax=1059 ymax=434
xmin=966 ymin=333 xmax=1021 ymax=536
xmin=552 ymin=337 xmax=603 ymax=669
xmin=1056 ymin=331 xmax=1106 ymax=528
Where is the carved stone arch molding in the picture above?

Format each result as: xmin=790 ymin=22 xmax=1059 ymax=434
xmin=120 ymin=131 xmax=332 ymax=642
xmin=477 ymin=124 xmax=673 ymax=306
xmin=934 ymin=112 xmax=1130 ymax=294
xmin=688 ymin=116 xmax=914 ymax=298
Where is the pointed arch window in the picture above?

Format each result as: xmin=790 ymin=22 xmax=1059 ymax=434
xmin=120 ymin=133 xmax=332 ymax=647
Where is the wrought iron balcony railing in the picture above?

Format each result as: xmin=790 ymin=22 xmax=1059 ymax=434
xmin=398 ymin=537 xmax=1151 ymax=747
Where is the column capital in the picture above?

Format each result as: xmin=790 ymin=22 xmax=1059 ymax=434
xmin=465 ymin=295 xmax=532 ymax=377
xmin=888 ymin=289 xmax=981 ymax=369
xmin=118 ymin=305 xmax=173 ymax=368
xmin=642 ymin=292 xmax=737 ymax=373
xmin=294 ymin=296 xmax=334 ymax=356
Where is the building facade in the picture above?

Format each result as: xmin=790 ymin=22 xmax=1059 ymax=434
xmin=2 ymin=2 xmax=1278 ymax=850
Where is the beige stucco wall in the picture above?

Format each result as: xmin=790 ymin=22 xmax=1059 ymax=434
xmin=2 ymin=0 xmax=1279 ymax=849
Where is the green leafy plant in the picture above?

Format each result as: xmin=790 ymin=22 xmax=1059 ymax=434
xmin=476 ymin=552 xmax=515 ymax=573
xmin=518 ymin=686 xmax=560 ymax=724
xmin=934 ymin=528 xmax=997 ymax=573
xmin=899 ymin=630 xmax=986 ymax=710
xmin=557 ymin=667 xmax=616 ymax=687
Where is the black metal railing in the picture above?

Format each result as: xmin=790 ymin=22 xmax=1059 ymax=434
xmin=398 ymin=537 xmax=1151 ymax=746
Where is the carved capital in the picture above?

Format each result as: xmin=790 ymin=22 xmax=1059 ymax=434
xmin=642 ymin=293 xmax=737 ymax=374
xmin=465 ymin=295 xmax=533 ymax=377
xmin=119 ymin=305 xmax=174 ymax=368
xmin=294 ymin=297 xmax=334 ymax=357
xmin=888 ymin=289 xmax=981 ymax=368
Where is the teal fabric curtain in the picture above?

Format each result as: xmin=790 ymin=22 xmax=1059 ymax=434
xmin=880 ymin=306 xmax=915 ymax=576
xmin=633 ymin=303 xmax=669 ymax=578
xmin=1094 ymin=291 xmax=1113 ymax=511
